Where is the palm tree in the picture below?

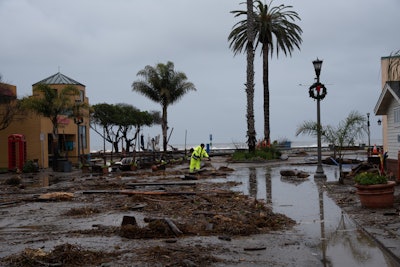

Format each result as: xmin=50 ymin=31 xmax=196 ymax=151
xmin=387 ymin=50 xmax=400 ymax=81
xmin=229 ymin=1 xmax=257 ymax=151
xmin=296 ymin=110 xmax=367 ymax=184
xmin=242 ymin=0 xmax=258 ymax=152
xmin=229 ymin=0 xmax=302 ymax=144
xmin=21 ymin=84 xmax=82 ymax=169
xmin=132 ymin=61 xmax=196 ymax=153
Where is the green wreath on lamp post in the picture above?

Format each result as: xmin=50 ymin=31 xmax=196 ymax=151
xmin=309 ymin=82 xmax=327 ymax=100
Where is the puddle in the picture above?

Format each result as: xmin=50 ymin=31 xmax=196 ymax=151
xmin=223 ymin=164 xmax=398 ymax=266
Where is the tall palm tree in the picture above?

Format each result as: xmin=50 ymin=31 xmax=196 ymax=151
xmin=247 ymin=0 xmax=257 ymax=151
xmin=229 ymin=1 xmax=257 ymax=151
xmin=229 ymin=0 xmax=302 ymax=144
xmin=296 ymin=110 xmax=367 ymax=184
xmin=21 ymin=84 xmax=82 ymax=169
xmin=132 ymin=61 xmax=196 ymax=153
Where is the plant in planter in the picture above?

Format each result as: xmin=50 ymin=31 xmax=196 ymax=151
xmin=354 ymin=172 xmax=396 ymax=208
xmin=102 ymin=165 xmax=109 ymax=175
xmin=130 ymin=162 xmax=138 ymax=171
xmin=109 ymin=161 xmax=119 ymax=172
xmin=81 ymin=163 xmax=90 ymax=173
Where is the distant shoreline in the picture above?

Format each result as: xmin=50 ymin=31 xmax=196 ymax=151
xmin=90 ymin=142 xmax=381 ymax=155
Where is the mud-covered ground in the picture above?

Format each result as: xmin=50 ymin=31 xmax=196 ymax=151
xmin=1 ymin=154 xmax=398 ymax=266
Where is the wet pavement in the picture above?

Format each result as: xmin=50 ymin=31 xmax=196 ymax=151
xmin=215 ymin=161 xmax=400 ymax=266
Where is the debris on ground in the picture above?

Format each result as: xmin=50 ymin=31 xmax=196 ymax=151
xmin=0 ymin=156 xmax=297 ymax=266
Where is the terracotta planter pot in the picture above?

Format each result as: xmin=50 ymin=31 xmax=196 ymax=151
xmin=355 ymin=181 xmax=396 ymax=208
xmin=81 ymin=165 xmax=90 ymax=173
xmin=130 ymin=165 xmax=137 ymax=171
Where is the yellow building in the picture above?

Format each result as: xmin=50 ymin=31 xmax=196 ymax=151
xmin=0 ymin=72 xmax=90 ymax=170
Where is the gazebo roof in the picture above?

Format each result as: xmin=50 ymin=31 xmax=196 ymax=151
xmin=33 ymin=72 xmax=85 ymax=87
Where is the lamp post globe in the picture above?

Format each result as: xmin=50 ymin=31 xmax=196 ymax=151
xmin=312 ymin=58 xmax=323 ymax=78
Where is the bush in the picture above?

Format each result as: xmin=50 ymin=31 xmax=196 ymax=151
xmin=23 ymin=160 xmax=39 ymax=173
xmin=354 ymin=172 xmax=388 ymax=185
xmin=232 ymin=146 xmax=281 ymax=161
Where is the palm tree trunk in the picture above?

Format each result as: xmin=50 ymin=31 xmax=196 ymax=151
xmin=246 ymin=0 xmax=256 ymax=152
xmin=51 ymin=118 xmax=59 ymax=171
xmin=262 ymin=45 xmax=270 ymax=144
xmin=162 ymin=105 xmax=168 ymax=154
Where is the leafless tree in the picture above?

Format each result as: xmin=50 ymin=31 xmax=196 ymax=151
xmin=0 ymin=75 xmax=23 ymax=131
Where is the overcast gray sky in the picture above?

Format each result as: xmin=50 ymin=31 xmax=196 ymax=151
xmin=1 ymin=0 xmax=399 ymax=150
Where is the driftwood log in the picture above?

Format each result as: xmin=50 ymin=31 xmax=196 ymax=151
xmin=82 ymin=190 xmax=196 ymax=196
xmin=126 ymin=182 xmax=196 ymax=188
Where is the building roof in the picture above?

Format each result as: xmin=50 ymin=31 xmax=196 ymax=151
xmin=0 ymin=83 xmax=16 ymax=97
xmin=374 ymin=81 xmax=400 ymax=115
xmin=32 ymin=72 xmax=85 ymax=87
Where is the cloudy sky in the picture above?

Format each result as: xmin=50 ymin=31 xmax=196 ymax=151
xmin=1 ymin=0 xmax=399 ymax=150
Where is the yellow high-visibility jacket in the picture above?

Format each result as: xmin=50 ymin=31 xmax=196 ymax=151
xmin=191 ymin=145 xmax=209 ymax=160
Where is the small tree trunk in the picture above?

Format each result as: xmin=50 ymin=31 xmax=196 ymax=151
xmin=338 ymin=162 xmax=344 ymax=184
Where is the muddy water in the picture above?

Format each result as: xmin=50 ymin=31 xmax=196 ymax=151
xmin=221 ymin=164 xmax=398 ymax=267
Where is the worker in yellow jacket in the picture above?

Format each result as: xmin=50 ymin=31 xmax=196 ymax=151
xmin=189 ymin=143 xmax=210 ymax=173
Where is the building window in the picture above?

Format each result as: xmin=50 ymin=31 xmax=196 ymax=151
xmin=394 ymin=107 xmax=400 ymax=124
xmin=79 ymin=90 xmax=84 ymax=102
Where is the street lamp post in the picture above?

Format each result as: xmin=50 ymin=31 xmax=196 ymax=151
xmin=74 ymin=100 xmax=83 ymax=166
xmin=309 ymin=58 xmax=327 ymax=179
xmin=367 ymin=112 xmax=371 ymax=157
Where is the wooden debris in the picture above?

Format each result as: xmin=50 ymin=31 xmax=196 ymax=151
xmin=122 ymin=190 xmax=196 ymax=196
xmin=243 ymin=246 xmax=267 ymax=251
xmin=81 ymin=189 xmax=232 ymax=197
xmin=280 ymin=169 xmax=310 ymax=178
xmin=164 ymin=218 xmax=183 ymax=236
xmin=218 ymin=236 xmax=231 ymax=241
xmin=130 ymin=203 xmax=147 ymax=210
xmin=193 ymin=211 xmax=229 ymax=216
xmin=144 ymin=217 xmax=183 ymax=236
xmin=182 ymin=175 xmax=198 ymax=180
xmin=0 ymin=201 xmax=20 ymax=206
xmin=218 ymin=166 xmax=234 ymax=172
xmin=37 ymin=192 xmax=74 ymax=201
xmin=82 ymin=190 xmax=196 ymax=196
xmin=126 ymin=182 xmax=196 ymax=188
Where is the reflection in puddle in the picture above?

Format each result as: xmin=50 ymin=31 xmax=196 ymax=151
xmin=25 ymin=175 xmax=51 ymax=188
xmin=39 ymin=176 xmax=49 ymax=187
xmin=226 ymin=164 xmax=397 ymax=266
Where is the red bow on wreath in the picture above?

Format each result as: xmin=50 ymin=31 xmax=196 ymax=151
xmin=309 ymin=82 xmax=327 ymax=100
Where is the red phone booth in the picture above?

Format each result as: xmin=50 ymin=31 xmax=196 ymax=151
xmin=8 ymin=134 xmax=27 ymax=171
